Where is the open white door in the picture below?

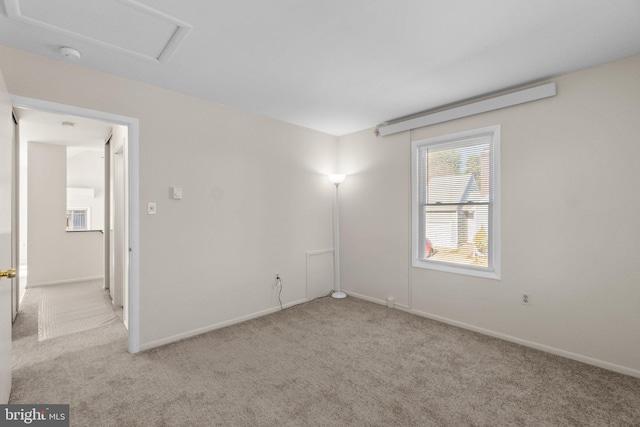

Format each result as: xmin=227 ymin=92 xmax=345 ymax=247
xmin=0 ymin=69 xmax=14 ymax=403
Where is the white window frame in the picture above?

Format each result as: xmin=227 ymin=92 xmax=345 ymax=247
xmin=411 ymin=125 xmax=501 ymax=279
xmin=67 ymin=207 xmax=91 ymax=231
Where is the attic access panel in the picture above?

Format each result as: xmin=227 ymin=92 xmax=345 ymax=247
xmin=4 ymin=0 xmax=192 ymax=62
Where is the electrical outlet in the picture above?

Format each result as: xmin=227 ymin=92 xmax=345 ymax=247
xmin=521 ymin=293 xmax=530 ymax=306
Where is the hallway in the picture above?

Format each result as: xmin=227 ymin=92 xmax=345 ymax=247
xmin=10 ymin=281 xmax=127 ymax=404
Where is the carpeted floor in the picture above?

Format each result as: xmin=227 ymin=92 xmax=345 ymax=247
xmin=10 ymin=286 xmax=640 ymax=426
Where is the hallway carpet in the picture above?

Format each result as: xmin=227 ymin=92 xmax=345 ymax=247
xmin=11 ymin=290 xmax=640 ymax=426
xmin=37 ymin=280 xmax=118 ymax=341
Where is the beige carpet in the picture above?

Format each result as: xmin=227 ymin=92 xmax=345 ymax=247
xmin=11 ymin=290 xmax=640 ymax=426
xmin=37 ymin=280 xmax=118 ymax=341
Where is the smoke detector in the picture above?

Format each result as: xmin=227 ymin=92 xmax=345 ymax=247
xmin=60 ymin=46 xmax=81 ymax=60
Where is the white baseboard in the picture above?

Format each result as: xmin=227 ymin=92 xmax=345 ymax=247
xmin=345 ymin=290 xmax=412 ymax=310
xmin=345 ymin=291 xmax=640 ymax=379
xmin=139 ymin=298 xmax=309 ymax=352
xmin=344 ymin=291 xmax=386 ymax=306
xmin=27 ymin=276 xmax=104 ymax=288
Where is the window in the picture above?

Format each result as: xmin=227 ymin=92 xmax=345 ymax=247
xmin=66 ymin=208 xmax=90 ymax=231
xmin=412 ymin=125 xmax=500 ymax=279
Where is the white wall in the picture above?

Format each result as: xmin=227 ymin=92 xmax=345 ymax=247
xmin=67 ymin=147 xmax=105 ymax=230
xmin=338 ymin=54 xmax=640 ymax=377
xmin=0 ymin=45 xmax=338 ymax=348
xmin=338 ymin=129 xmax=411 ymax=307
xmin=27 ymin=142 xmax=103 ymax=285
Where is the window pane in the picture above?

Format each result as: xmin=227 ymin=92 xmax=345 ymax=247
xmin=423 ymin=142 xmax=491 ymax=266
xmin=67 ymin=209 xmax=89 ymax=231
xmin=73 ymin=211 xmax=86 ymax=229
xmin=423 ymin=204 xmax=489 ymax=267
xmin=426 ymin=142 xmax=490 ymax=205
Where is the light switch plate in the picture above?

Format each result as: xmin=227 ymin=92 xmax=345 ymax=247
xmin=148 ymin=202 xmax=157 ymax=215
xmin=170 ymin=186 xmax=182 ymax=200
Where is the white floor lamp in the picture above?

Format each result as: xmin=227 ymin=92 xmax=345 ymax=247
xmin=328 ymin=174 xmax=347 ymax=299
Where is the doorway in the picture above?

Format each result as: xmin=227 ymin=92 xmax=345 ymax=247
xmin=10 ymin=95 xmax=139 ymax=353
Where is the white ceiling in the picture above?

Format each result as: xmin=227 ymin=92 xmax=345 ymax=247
xmin=1 ymin=0 xmax=640 ymax=136
xmin=14 ymin=107 xmax=112 ymax=148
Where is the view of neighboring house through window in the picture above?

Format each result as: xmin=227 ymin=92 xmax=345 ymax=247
xmin=412 ymin=125 xmax=500 ymax=279
xmin=66 ymin=208 xmax=90 ymax=231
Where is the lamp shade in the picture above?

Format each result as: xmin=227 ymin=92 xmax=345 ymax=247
xmin=328 ymin=174 xmax=346 ymax=184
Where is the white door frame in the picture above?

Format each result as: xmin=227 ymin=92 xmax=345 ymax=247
xmin=11 ymin=95 xmax=140 ymax=353
xmin=112 ymin=144 xmax=126 ymax=309
xmin=11 ymin=113 xmax=18 ymax=322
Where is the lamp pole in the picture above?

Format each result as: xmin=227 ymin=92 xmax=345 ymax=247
xmin=328 ymin=174 xmax=346 ymax=299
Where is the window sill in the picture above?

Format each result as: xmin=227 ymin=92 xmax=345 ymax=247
xmin=412 ymin=258 xmax=500 ymax=280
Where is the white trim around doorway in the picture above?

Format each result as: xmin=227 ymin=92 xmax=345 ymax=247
xmin=11 ymin=95 xmax=140 ymax=353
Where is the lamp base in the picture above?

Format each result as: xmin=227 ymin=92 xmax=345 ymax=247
xmin=331 ymin=291 xmax=347 ymax=299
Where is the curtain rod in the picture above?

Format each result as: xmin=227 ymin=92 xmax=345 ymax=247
xmin=375 ymin=82 xmax=557 ymax=137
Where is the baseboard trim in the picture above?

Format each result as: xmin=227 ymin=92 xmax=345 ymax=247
xmin=345 ymin=291 xmax=412 ymax=310
xmin=27 ymin=276 xmax=104 ymax=288
xmin=139 ymin=298 xmax=309 ymax=352
xmin=346 ymin=291 xmax=640 ymax=379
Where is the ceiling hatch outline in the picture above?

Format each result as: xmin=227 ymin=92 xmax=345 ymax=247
xmin=3 ymin=0 xmax=192 ymax=63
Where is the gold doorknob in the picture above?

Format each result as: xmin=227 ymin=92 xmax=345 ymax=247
xmin=0 ymin=268 xmax=16 ymax=280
